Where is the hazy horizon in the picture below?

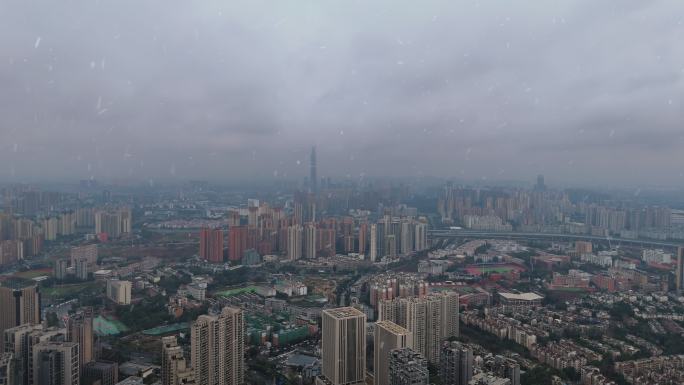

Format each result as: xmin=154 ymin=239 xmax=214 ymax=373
xmin=1 ymin=0 xmax=682 ymax=187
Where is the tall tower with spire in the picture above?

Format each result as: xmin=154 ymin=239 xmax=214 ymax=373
xmin=310 ymin=146 xmax=318 ymax=195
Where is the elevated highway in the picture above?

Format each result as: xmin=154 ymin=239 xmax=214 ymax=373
xmin=428 ymin=229 xmax=681 ymax=249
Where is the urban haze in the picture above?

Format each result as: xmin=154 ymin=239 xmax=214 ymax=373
xmin=1 ymin=2 xmax=684 ymax=385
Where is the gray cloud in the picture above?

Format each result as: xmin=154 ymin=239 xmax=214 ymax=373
xmin=0 ymin=0 xmax=682 ymax=187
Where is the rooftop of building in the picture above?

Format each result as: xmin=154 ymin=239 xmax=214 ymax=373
xmin=0 ymin=277 xmax=37 ymax=290
xmin=323 ymin=307 xmax=365 ymax=319
xmin=498 ymin=292 xmax=543 ymax=301
xmin=115 ymin=376 xmax=144 ymax=385
xmin=376 ymin=320 xmax=411 ymax=335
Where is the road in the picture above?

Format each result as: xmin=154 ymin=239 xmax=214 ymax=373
xmin=428 ymin=229 xmax=682 ymax=249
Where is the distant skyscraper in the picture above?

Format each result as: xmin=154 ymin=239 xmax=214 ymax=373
xmin=414 ymin=222 xmax=428 ymax=252
xmin=534 ymin=175 xmax=546 ymax=192
xmin=388 ymin=348 xmax=429 ymax=385
xmin=440 ymin=341 xmax=473 ymax=385
xmin=54 ymin=259 xmax=68 ymax=281
xmin=191 ymin=307 xmax=244 ymax=385
xmin=374 ymin=321 xmax=412 ymax=385
xmin=358 ymin=223 xmax=367 ymax=256
xmin=199 ymin=228 xmax=224 ymax=263
xmin=287 ymin=225 xmax=303 ymax=261
xmin=319 ymin=307 xmax=366 ymax=385
xmin=70 ymin=244 xmax=98 ymax=270
xmin=75 ymin=258 xmax=89 ymax=281
xmin=369 ymin=224 xmax=378 ymax=262
xmin=227 ymin=210 xmax=241 ymax=227
xmin=385 ymin=235 xmax=397 ymax=258
xmin=310 ymin=146 xmax=318 ymax=195
xmin=677 ymin=246 xmax=684 ymax=292
xmin=94 ymin=207 xmax=131 ymax=238
xmin=0 ymin=282 xmax=41 ymax=341
xmin=304 ymin=223 xmax=317 ymax=259
xmin=228 ymin=226 xmax=248 ymax=262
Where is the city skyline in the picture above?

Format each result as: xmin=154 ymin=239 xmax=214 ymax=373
xmin=1 ymin=1 xmax=683 ymax=385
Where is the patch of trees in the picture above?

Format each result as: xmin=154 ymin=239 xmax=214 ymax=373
xmin=115 ymin=295 xmax=172 ymax=332
xmin=158 ymin=273 xmax=192 ymax=294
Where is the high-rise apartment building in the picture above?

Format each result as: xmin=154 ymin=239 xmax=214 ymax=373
xmin=162 ymin=336 xmax=194 ymax=385
xmin=75 ymin=258 xmax=89 ymax=281
xmin=378 ymin=292 xmax=459 ymax=363
xmin=414 ymin=222 xmax=428 ymax=252
xmin=3 ymin=324 xmax=66 ymax=385
xmin=369 ymin=224 xmax=378 ymax=262
xmin=106 ymin=280 xmax=131 ymax=305
xmin=42 ymin=218 xmax=58 ymax=241
xmin=54 ymin=259 xmax=68 ymax=281
xmin=67 ymin=309 xmax=94 ymax=375
xmin=228 ymin=226 xmax=248 ymax=262
xmin=304 ymin=223 xmax=317 ymax=259
xmin=227 ymin=211 xmax=240 ymax=227
xmin=199 ymin=228 xmax=224 ymax=263
xmin=0 ymin=240 xmax=23 ymax=267
xmin=318 ymin=307 xmax=366 ymax=385
xmin=0 ymin=282 xmax=41 ymax=342
xmin=574 ymin=241 xmax=593 ymax=255
xmin=70 ymin=245 xmax=98 ymax=269
xmin=0 ymin=353 xmax=12 ymax=385
xmin=399 ymin=222 xmax=412 ymax=256
xmin=388 ymin=348 xmax=429 ymax=385
xmin=374 ymin=321 xmax=412 ymax=385
xmin=677 ymin=246 xmax=684 ymax=292
xmin=287 ymin=225 xmax=302 ymax=261
xmin=32 ymin=341 xmax=79 ymax=385
xmin=358 ymin=223 xmax=367 ymax=256
xmin=440 ymin=341 xmax=473 ymax=385
xmin=438 ymin=292 xmax=460 ymax=340
xmin=94 ymin=208 xmax=131 ymax=238
xmin=83 ymin=361 xmax=118 ymax=385
xmin=385 ymin=235 xmax=397 ymax=258
xmin=191 ymin=307 xmax=244 ymax=385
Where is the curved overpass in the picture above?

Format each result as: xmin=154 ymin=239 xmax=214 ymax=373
xmin=428 ymin=229 xmax=682 ymax=249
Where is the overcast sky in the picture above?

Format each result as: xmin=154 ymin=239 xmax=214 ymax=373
xmin=0 ymin=0 xmax=682 ymax=187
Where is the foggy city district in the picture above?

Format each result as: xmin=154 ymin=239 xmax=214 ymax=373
xmin=1 ymin=1 xmax=684 ymax=385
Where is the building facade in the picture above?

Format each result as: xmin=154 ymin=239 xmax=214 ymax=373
xmin=319 ymin=307 xmax=366 ymax=385
xmin=374 ymin=321 xmax=412 ymax=385
xmin=191 ymin=307 xmax=244 ymax=385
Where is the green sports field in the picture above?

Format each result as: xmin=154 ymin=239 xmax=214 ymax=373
xmin=94 ymin=315 xmax=130 ymax=336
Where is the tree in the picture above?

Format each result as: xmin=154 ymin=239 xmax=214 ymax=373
xmin=609 ymin=301 xmax=634 ymax=319
xmin=521 ymin=366 xmax=561 ymax=385
xmin=561 ymin=367 xmax=580 ymax=382
xmin=46 ymin=312 xmax=59 ymax=327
